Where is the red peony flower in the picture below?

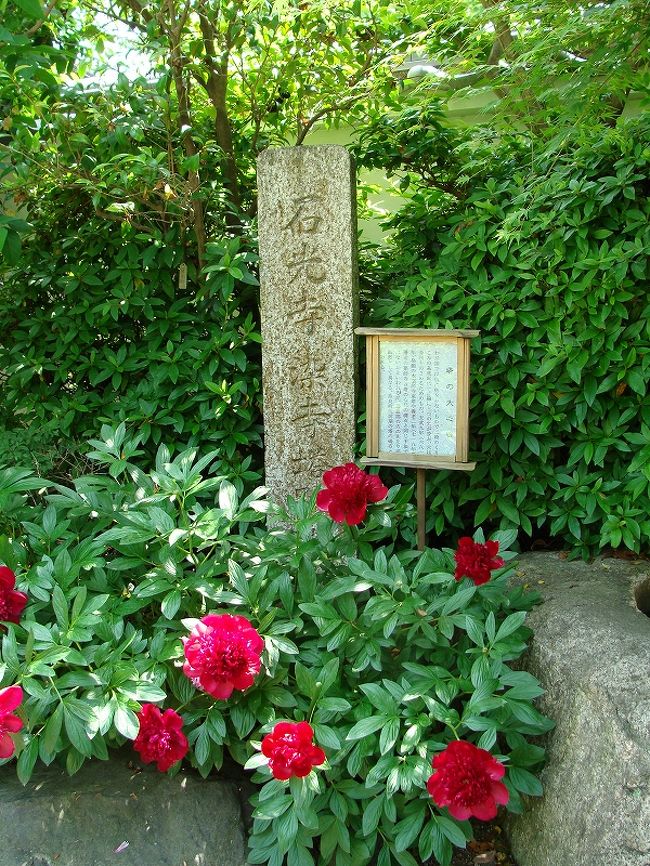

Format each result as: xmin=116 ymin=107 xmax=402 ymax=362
xmin=427 ymin=739 xmax=509 ymax=821
xmin=316 ymin=463 xmax=388 ymax=526
xmin=454 ymin=537 xmax=504 ymax=586
xmin=0 ymin=685 xmax=24 ymax=759
xmin=133 ymin=704 xmax=189 ymax=772
xmin=261 ymin=721 xmax=326 ymax=780
xmin=0 ymin=566 xmax=28 ymax=624
xmin=182 ymin=614 xmax=264 ymax=700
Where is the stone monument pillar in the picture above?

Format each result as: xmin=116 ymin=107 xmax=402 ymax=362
xmin=257 ymin=145 xmax=359 ymax=505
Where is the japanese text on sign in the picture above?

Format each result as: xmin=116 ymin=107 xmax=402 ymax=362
xmin=378 ymin=340 xmax=457 ymax=457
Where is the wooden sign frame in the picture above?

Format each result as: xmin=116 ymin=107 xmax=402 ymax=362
xmin=355 ymin=328 xmax=479 ymax=471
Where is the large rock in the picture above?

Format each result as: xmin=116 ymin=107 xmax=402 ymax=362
xmin=508 ymin=553 xmax=650 ymax=866
xmin=0 ymin=751 xmax=248 ymax=866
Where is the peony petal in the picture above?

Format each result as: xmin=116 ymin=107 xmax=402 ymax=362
xmin=470 ymin=799 xmax=498 ymax=821
xmin=162 ymin=709 xmax=184 ymax=730
xmin=310 ymin=747 xmax=326 ymax=766
xmin=0 ymin=686 xmax=23 ymax=714
xmin=229 ymin=614 xmax=255 ymax=630
xmin=0 ymin=566 xmax=15 ymax=589
xmin=8 ymin=589 xmax=28 ymax=610
xmin=447 ymin=803 xmax=473 ymax=821
xmin=2 ymin=714 xmax=23 ymax=733
xmin=273 ymin=722 xmax=294 ymax=737
xmin=327 ymin=500 xmax=347 ymax=523
xmin=322 ymin=467 xmax=344 ymax=487
xmin=203 ymin=677 xmax=234 ymax=700
xmin=294 ymin=721 xmax=314 ymax=740
xmin=491 ymin=780 xmax=510 ymax=805
xmin=365 ymin=475 xmax=389 ymax=503
xmin=232 ymin=672 xmax=255 ymax=691
xmin=344 ymin=503 xmax=367 ymax=525
xmin=245 ymin=631 xmax=265 ymax=654
xmin=0 ymin=732 xmax=16 ymax=759
xmin=487 ymin=760 xmax=506 ymax=781
xmin=270 ymin=762 xmax=292 ymax=781
xmin=315 ymin=489 xmax=332 ymax=510
xmin=426 ymin=775 xmax=447 ymax=802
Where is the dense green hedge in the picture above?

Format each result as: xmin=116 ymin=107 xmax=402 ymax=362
xmin=358 ymin=109 xmax=650 ymax=557
xmin=0 ymin=215 xmax=262 ymax=483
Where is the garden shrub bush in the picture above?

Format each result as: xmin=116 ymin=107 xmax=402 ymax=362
xmin=357 ymin=107 xmax=650 ymax=558
xmin=0 ymin=213 xmax=263 ymax=479
xmin=0 ymin=426 xmax=551 ymax=866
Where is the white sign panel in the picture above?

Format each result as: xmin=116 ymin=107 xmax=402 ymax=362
xmin=378 ymin=340 xmax=457 ymax=457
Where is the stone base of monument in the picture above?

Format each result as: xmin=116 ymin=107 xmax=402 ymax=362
xmin=0 ymin=749 xmax=248 ymax=866
xmin=507 ymin=553 xmax=650 ymax=866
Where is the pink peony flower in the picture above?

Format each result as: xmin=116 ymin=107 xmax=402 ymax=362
xmin=133 ymin=704 xmax=188 ymax=772
xmin=0 ymin=685 xmax=24 ymax=759
xmin=427 ymin=739 xmax=509 ymax=821
xmin=182 ymin=614 xmax=264 ymax=700
xmin=0 ymin=566 xmax=28 ymax=624
xmin=454 ymin=537 xmax=504 ymax=586
xmin=261 ymin=721 xmax=326 ymax=780
xmin=316 ymin=463 xmax=388 ymax=526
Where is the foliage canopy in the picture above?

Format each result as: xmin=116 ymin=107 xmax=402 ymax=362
xmin=1 ymin=0 xmax=649 ymax=553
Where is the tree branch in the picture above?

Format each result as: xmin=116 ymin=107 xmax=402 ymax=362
xmin=165 ymin=0 xmax=206 ymax=268
xmin=198 ymin=10 xmax=242 ymax=223
xmin=25 ymin=0 xmax=59 ymax=37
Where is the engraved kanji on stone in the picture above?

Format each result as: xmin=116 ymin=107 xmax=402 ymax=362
xmin=285 ymin=241 xmax=328 ymax=285
xmin=282 ymin=195 xmax=325 ymax=236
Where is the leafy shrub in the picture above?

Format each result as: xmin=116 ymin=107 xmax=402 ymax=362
xmin=0 ymin=218 xmax=263 ymax=478
xmin=0 ymin=426 xmax=550 ymax=866
xmin=0 ymin=422 xmax=71 ymax=479
xmin=357 ymin=108 xmax=650 ymax=557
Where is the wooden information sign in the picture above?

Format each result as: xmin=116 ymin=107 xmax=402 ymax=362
xmin=355 ymin=327 xmax=479 ymax=549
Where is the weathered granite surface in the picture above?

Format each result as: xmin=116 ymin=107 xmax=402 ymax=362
xmin=0 ymin=751 xmax=247 ymax=866
xmin=508 ymin=553 xmax=650 ymax=866
xmin=257 ymin=145 xmax=359 ymax=505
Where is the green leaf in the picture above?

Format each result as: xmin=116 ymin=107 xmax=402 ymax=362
xmin=276 ymin=805 xmax=299 ymax=855
xmin=346 ymin=716 xmax=387 ymax=741
xmin=627 ymin=370 xmax=646 ymax=395
xmin=359 ymin=683 xmax=397 ymax=715
xmin=52 ymin=586 xmax=69 ymax=631
xmin=194 ymin=725 xmax=210 ymax=766
xmin=394 ymin=805 xmax=426 ymax=852
xmin=494 ymin=611 xmax=527 ymax=642
xmin=312 ymin=723 xmax=341 ymax=751
xmin=219 ymin=480 xmax=238 ymax=519
xmin=295 ymin=662 xmax=317 ymax=698
xmin=228 ymin=560 xmax=249 ymax=600
xmin=14 ymin=0 xmax=45 ymax=18
xmin=17 ymin=737 xmax=39 ymax=785
xmin=441 ymin=585 xmax=476 ymax=615
xmin=64 ymin=708 xmax=93 ymax=757
xmin=507 ymin=766 xmax=544 ymax=796
xmin=41 ymin=703 xmax=64 ymax=759
xmin=114 ymin=705 xmax=140 ymax=739
xmin=379 ymin=718 xmax=400 ymax=755
xmin=436 ymin=815 xmax=468 ymax=848
xmin=161 ymin=589 xmax=182 ymax=619
xmin=362 ymin=796 xmax=384 ymax=836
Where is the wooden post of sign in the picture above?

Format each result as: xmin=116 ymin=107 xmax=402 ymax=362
xmin=416 ymin=467 xmax=427 ymax=551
